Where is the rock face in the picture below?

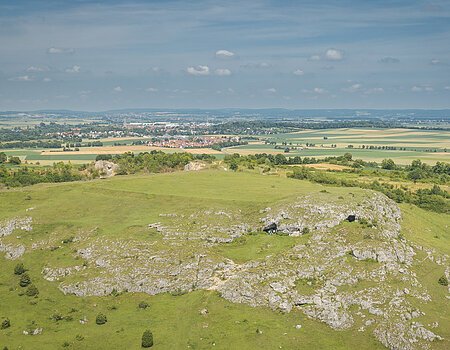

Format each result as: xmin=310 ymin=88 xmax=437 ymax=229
xmin=24 ymin=191 xmax=447 ymax=350
xmin=94 ymin=160 xmax=119 ymax=177
xmin=184 ymin=161 xmax=206 ymax=171
xmin=263 ymin=222 xmax=277 ymax=234
xmin=0 ymin=217 xmax=32 ymax=259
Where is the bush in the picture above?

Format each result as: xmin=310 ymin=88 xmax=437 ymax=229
xmin=141 ymin=330 xmax=154 ymax=348
xmin=25 ymin=284 xmax=39 ymax=297
xmin=95 ymin=313 xmax=107 ymax=325
xmin=138 ymin=301 xmax=149 ymax=309
xmin=19 ymin=273 xmax=31 ymax=287
xmin=438 ymin=275 xmax=448 ymax=286
xmin=1 ymin=318 xmax=10 ymax=329
xmin=14 ymin=263 xmax=26 ymax=275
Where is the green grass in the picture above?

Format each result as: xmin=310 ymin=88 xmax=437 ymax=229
xmin=0 ymin=169 xmax=449 ymax=349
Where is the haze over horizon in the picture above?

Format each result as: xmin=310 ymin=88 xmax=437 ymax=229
xmin=1 ymin=0 xmax=450 ymax=111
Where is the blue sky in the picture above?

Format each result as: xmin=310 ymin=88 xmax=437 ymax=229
xmin=1 ymin=0 xmax=450 ymax=110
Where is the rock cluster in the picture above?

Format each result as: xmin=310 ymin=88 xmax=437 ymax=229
xmin=0 ymin=217 xmax=32 ymax=259
xmin=94 ymin=160 xmax=119 ymax=177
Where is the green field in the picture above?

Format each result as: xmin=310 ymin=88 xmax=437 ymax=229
xmin=0 ymin=170 xmax=449 ymax=349
xmin=227 ymin=128 xmax=450 ymax=165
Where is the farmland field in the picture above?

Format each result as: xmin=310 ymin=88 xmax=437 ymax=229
xmin=226 ymin=128 xmax=450 ymax=165
xmin=1 ymin=128 xmax=449 ymax=165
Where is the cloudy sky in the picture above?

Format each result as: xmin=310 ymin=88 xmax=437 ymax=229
xmin=1 ymin=0 xmax=450 ymax=111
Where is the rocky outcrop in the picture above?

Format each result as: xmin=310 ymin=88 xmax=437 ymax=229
xmin=32 ymin=191 xmax=446 ymax=350
xmin=0 ymin=217 xmax=32 ymax=259
xmin=94 ymin=160 xmax=119 ymax=177
xmin=184 ymin=161 xmax=206 ymax=171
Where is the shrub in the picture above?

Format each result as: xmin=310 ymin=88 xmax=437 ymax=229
xmin=19 ymin=273 xmax=31 ymax=287
xmin=438 ymin=275 xmax=448 ymax=286
xmin=14 ymin=263 xmax=26 ymax=275
xmin=302 ymin=227 xmax=310 ymax=235
xmin=138 ymin=301 xmax=149 ymax=309
xmin=141 ymin=330 xmax=154 ymax=348
xmin=51 ymin=313 xmax=63 ymax=321
xmin=95 ymin=313 xmax=107 ymax=325
xmin=25 ymin=284 xmax=39 ymax=297
xmin=1 ymin=318 xmax=11 ymax=329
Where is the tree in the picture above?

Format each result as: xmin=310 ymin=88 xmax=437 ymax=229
xmin=438 ymin=275 xmax=448 ymax=286
xmin=0 ymin=152 xmax=7 ymax=164
xmin=141 ymin=330 xmax=154 ymax=348
xmin=14 ymin=263 xmax=26 ymax=275
xmin=381 ymin=159 xmax=396 ymax=170
xmin=25 ymin=284 xmax=39 ymax=297
xmin=95 ymin=313 xmax=107 ymax=325
xmin=1 ymin=318 xmax=10 ymax=329
xmin=138 ymin=301 xmax=149 ymax=309
xmin=8 ymin=156 xmax=21 ymax=165
xmin=19 ymin=273 xmax=31 ymax=287
xmin=343 ymin=153 xmax=352 ymax=161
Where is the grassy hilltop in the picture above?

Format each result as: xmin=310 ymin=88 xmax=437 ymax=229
xmin=0 ymin=170 xmax=449 ymax=349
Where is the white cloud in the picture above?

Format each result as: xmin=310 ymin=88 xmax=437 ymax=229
xmin=314 ymin=87 xmax=326 ymax=94
xmin=43 ymin=77 xmax=52 ymax=82
xmin=113 ymin=86 xmax=123 ymax=92
xmin=308 ymin=55 xmax=321 ymax=61
xmin=325 ymin=48 xmax=344 ymax=61
xmin=241 ymin=62 xmax=271 ymax=69
xmin=215 ymin=68 xmax=232 ymax=76
xmin=342 ymin=83 xmax=362 ymax=93
xmin=411 ymin=85 xmax=433 ymax=92
xmin=65 ymin=65 xmax=81 ymax=73
xmin=215 ymin=50 xmax=235 ymax=59
xmin=265 ymin=88 xmax=277 ymax=93
xmin=430 ymin=59 xmax=447 ymax=66
xmin=364 ymin=87 xmax=384 ymax=94
xmin=378 ymin=57 xmax=400 ymax=64
xmin=293 ymin=69 xmax=304 ymax=76
xmin=186 ymin=65 xmax=210 ymax=76
xmin=26 ymin=66 xmax=47 ymax=72
xmin=146 ymin=87 xmax=158 ymax=92
xmin=47 ymin=47 xmax=75 ymax=54
xmin=9 ymin=75 xmax=34 ymax=82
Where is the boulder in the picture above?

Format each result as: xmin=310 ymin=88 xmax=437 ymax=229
xmin=184 ymin=161 xmax=206 ymax=171
xmin=94 ymin=160 xmax=119 ymax=178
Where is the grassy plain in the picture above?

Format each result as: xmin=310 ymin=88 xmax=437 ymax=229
xmin=0 ymin=170 xmax=449 ymax=349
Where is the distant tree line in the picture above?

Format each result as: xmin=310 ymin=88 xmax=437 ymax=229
xmin=0 ymin=141 xmax=62 ymax=149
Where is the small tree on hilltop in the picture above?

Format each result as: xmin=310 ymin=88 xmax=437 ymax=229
xmin=25 ymin=284 xmax=39 ymax=297
xmin=438 ymin=275 xmax=448 ymax=286
xmin=95 ymin=313 xmax=107 ymax=325
xmin=141 ymin=330 xmax=154 ymax=348
xmin=1 ymin=318 xmax=11 ymax=329
xmin=14 ymin=263 xmax=26 ymax=275
xmin=19 ymin=273 xmax=31 ymax=287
